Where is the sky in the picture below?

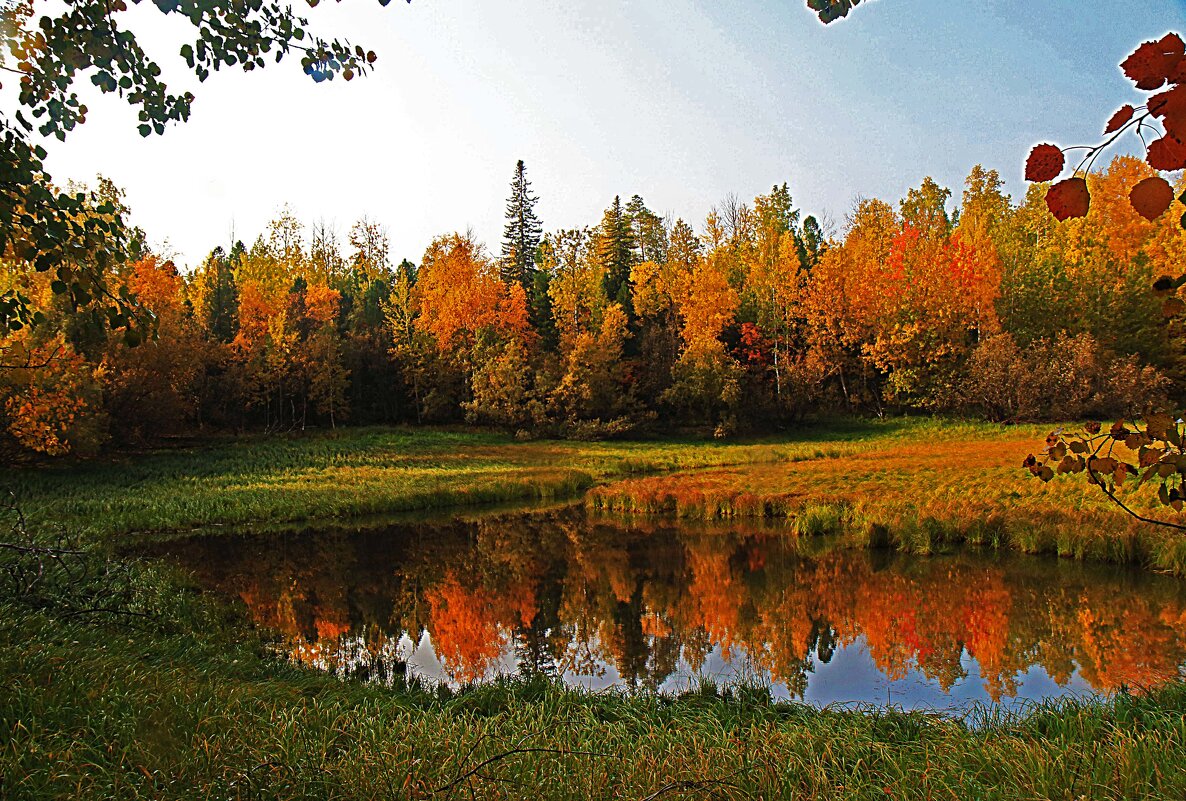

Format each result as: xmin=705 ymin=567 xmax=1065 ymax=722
xmin=6 ymin=0 xmax=1186 ymax=270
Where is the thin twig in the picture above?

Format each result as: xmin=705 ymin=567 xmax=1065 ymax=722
xmin=0 ymin=541 xmax=87 ymax=556
xmin=0 ymin=344 xmax=64 ymax=371
xmin=1085 ymin=467 xmax=1186 ymax=532
xmin=428 ymin=747 xmax=610 ymax=796
xmin=637 ymin=777 xmax=744 ymax=801
xmin=636 ymin=760 xmax=768 ymax=801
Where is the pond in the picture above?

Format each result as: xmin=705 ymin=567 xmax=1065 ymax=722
xmin=147 ymin=504 xmax=1186 ymax=711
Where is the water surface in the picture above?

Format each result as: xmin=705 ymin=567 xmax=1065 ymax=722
xmin=149 ymin=506 xmax=1186 ymax=710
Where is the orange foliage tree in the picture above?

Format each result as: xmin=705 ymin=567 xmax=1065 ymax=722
xmin=101 ymin=256 xmax=205 ymax=441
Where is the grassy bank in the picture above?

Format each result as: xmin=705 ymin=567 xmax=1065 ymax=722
xmin=6 ymin=415 xmax=1186 ymax=570
xmin=587 ymin=425 xmax=1186 ymax=575
xmin=5 ymin=595 xmax=1186 ymax=801
xmin=1 ymin=418 xmax=1003 ymax=542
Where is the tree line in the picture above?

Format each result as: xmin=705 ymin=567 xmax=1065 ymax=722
xmin=1 ymin=155 xmax=1184 ymax=457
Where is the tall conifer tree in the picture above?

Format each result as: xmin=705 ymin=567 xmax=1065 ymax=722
xmin=500 ymin=160 xmax=544 ymax=292
xmin=597 ymin=195 xmax=637 ymax=312
xmin=202 ymin=242 xmax=242 ymax=344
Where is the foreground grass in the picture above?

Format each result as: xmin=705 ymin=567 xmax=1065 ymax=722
xmin=1 ymin=417 xmax=1008 ymax=542
xmin=4 ymin=596 xmax=1186 ymax=801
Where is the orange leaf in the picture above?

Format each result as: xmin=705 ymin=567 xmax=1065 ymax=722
xmin=1122 ymin=33 xmax=1185 ymax=91
xmin=1130 ymin=176 xmax=1175 ymax=221
xmin=1025 ymin=144 xmax=1064 ymax=182
xmin=1046 ymin=177 xmax=1090 ymax=221
xmin=1104 ymin=105 xmax=1135 ymax=134
xmin=1147 ymin=135 xmax=1186 ymax=172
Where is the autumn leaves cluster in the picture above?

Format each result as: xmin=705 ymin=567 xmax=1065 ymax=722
xmin=1027 ymin=413 xmax=1186 ymax=515
xmin=1027 ymin=33 xmax=1186 ymax=225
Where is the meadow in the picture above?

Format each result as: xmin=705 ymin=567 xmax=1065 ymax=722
xmin=5 ymin=416 xmax=1185 ymax=573
xmin=5 ymin=418 xmax=1186 ymax=799
xmin=587 ymin=424 xmax=1186 ymax=575
xmin=2 ymin=417 xmax=1002 ymax=542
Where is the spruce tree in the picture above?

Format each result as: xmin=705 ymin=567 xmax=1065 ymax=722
xmin=500 ymin=160 xmax=543 ymax=291
xmin=597 ymin=195 xmax=637 ymax=312
xmin=202 ymin=242 xmax=241 ymax=344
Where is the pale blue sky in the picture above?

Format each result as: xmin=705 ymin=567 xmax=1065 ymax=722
xmin=12 ymin=0 xmax=1186 ymax=268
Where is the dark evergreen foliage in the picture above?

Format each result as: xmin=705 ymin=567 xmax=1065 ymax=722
xmin=500 ymin=160 xmax=544 ymax=292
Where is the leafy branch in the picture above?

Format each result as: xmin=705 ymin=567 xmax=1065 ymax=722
xmin=806 ymin=0 xmax=871 ymax=24
xmin=1024 ymin=33 xmax=1186 ymax=225
xmin=0 ymin=0 xmax=401 ymax=337
xmin=1025 ymin=415 xmax=1186 ymax=532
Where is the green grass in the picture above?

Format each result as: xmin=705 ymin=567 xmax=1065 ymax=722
xmin=0 ymin=417 xmax=1012 ymax=543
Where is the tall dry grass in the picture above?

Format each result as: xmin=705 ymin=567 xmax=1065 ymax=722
xmin=587 ymin=427 xmax=1186 ymax=574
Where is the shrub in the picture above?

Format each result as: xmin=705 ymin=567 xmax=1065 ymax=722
xmin=962 ymin=332 xmax=1169 ymax=421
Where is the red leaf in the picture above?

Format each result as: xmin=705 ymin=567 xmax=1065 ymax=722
xmin=1046 ymin=177 xmax=1090 ymax=221
xmin=1105 ymin=104 xmax=1135 ymax=134
xmin=1025 ymin=144 xmax=1064 ymax=182
xmin=1169 ymin=113 xmax=1186 ymax=144
xmin=1122 ymin=34 xmax=1185 ymax=91
xmin=1130 ymin=176 xmax=1175 ymax=221
xmin=1147 ymin=135 xmax=1186 ymax=171
xmin=1172 ymin=55 xmax=1186 ymax=84
xmin=1149 ymin=84 xmax=1186 ymax=118
xmin=1149 ymin=84 xmax=1186 ymax=142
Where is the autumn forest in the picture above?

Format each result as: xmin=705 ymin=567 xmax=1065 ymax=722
xmin=8 ymin=2 xmax=1186 ymax=796
xmin=2 ymin=155 xmax=1184 ymax=458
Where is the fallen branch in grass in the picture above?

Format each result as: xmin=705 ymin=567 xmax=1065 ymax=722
xmin=0 ymin=489 xmax=160 ymax=628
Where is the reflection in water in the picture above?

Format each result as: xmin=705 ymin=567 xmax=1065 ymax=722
xmin=149 ymin=506 xmax=1186 ymax=709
